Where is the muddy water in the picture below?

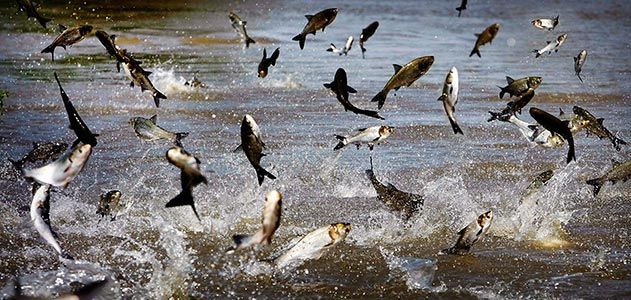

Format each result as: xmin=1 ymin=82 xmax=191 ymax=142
xmin=0 ymin=0 xmax=630 ymax=298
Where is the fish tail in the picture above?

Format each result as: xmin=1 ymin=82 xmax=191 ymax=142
xmin=448 ymin=116 xmax=464 ymax=135
xmin=292 ymin=33 xmax=306 ymax=50
xmin=577 ymin=73 xmax=583 ymax=83
xmin=586 ymin=177 xmax=605 ymax=196
xmin=469 ymin=47 xmax=480 ymax=58
xmin=36 ymin=15 xmax=52 ymax=29
xmin=173 ymin=132 xmax=189 ymax=147
xmin=456 ymin=7 xmax=463 ymax=17
xmin=533 ymin=50 xmax=541 ymax=58
xmin=7 ymin=158 xmax=23 ymax=171
xmin=269 ymin=48 xmax=280 ymax=65
xmin=59 ymin=250 xmax=74 ymax=260
xmin=153 ymin=91 xmax=167 ymax=108
xmin=371 ymin=90 xmax=388 ymax=110
xmin=497 ymin=86 xmax=506 ymax=99
xmin=566 ymin=135 xmax=576 ymax=164
xmin=334 ymin=135 xmax=347 ymax=150
xmin=612 ymin=136 xmax=627 ymax=151
xmin=361 ymin=46 xmax=366 ymax=59
xmin=166 ymin=189 xmax=201 ymax=221
xmin=364 ymin=110 xmax=385 ymax=120
xmin=246 ymin=36 xmax=256 ymax=48
xmin=255 ymin=167 xmax=276 ymax=186
xmin=232 ymin=234 xmax=255 ymax=250
xmin=41 ymin=44 xmax=56 ymax=61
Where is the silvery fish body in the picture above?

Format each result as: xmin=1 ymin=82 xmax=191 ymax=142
xmin=533 ymin=33 xmax=567 ymax=58
xmin=441 ymin=211 xmax=493 ymax=255
xmin=129 ymin=115 xmax=188 ymax=146
xmin=229 ymin=190 xmax=283 ymax=252
xmin=438 ymin=67 xmax=463 ymax=134
xmin=334 ymin=125 xmax=394 ymax=150
xmin=532 ymin=15 xmax=559 ymax=31
xmin=228 ymin=12 xmax=256 ymax=48
xmin=274 ymin=223 xmax=351 ymax=269
xmin=23 ymin=143 xmax=93 ymax=188
xmin=30 ymin=184 xmax=73 ymax=259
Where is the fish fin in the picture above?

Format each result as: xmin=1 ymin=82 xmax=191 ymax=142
xmin=356 ymin=128 xmax=367 ymax=132
xmin=232 ymin=234 xmax=254 ymax=250
xmin=246 ymin=36 xmax=256 ymax=48
xmin=573 ymin=56 xmax=577 ymax=62
xmin=255 ymin=167 xmax=276 ymax=186
xmin=36 ymin=15 xmax=52 ymax=29
xmin=58 ymin=24 xmax=67 ymax=32
xmin=153 ymin=91 xmax=167 ymax=108
xmin=59 ymin=251 xmax=74 ymax=260
xmin=577 ymin=74 xmax=583 ymax=83
xmin=116 ymin=62 xmax=121 ymax=72
xmin=559 ymin=108 xmax=565 ymax=116
xmin=8 ymin=158 xmax=23 ymax=171
xmin=326 ymin=44 xmax=334 ymax=52
xmin=233 ymin=144 xmax=243 ymax=153
xmin=448 ymin=116 xmax=464 ymax=135
xmin=166 ymin=189 xmax=201 ymax=221
xmin=130 ymin=81 xmax=134 ymax=87
xmin=586 ymin=177 xmax=604 ymax=196
xmin=143 ymin=70 xmax=152 ymax=76
xmin=323 ymin=82 xmax=333 ymax=89
xmin=174 ymin=132 xmax=189 ymax=147
xmin=528 ymin=125 xmax=538 ymax=131
xmin=497 ymin=86 xmax=506 ymax=99
xmin=566 ymin=135 xmax=576 ymax=164
xmin=546 ymin=41 xmax=551 ymax=44
xmin=612 ymin=136 xmax=627 ymax=151
xmin=262 ymin=48 xmax=267 ymax=59
xmin=506 ymin=76 xmax=514 ymax=84
xmin=392 ymin=64 xmax=403 ymax=74
xmin=371 ymin=90 xmax=388 ymax=109
xmin=469 ymin=48 xmax=480 ymax=58
xmin=438 ymin=94 xmax=447 ymax=102
xmin=292 ymin=34 xmax=306 ymax=50
xmin=474 ymin=33 xmax=480 ymax=37
xmin=596 ymin=118 xmax=604 ymax=125
xmin=334 ymin=135 xmax=347 ymax=150
xmin=150 ymin=114 xmax=157 ymax=123
xmin=269 ymin=48 xmax=280 ymax=65
xmin=305 ymin=14 xmax=314 ymax=21
xmin=535 ymin=51 xmax=541 ymax=58
xmin=347 ymin=85 xmax=357 ymax=93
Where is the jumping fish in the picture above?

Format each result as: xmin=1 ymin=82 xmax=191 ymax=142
xmin=334 ymin=125 xmax=394 ymax=151
xmin=487 ymin=89 xmax=536 ymax=122
xmin=530 ymin=107 xmax=575 ymax=163
xmin=237 ymin=115 xmax=276 ymax=186
xmin=54 ymin=72 xmax=98 ymax=146
xmin=30 ymin=183 xmax=73 ymax=260
xmin=228 ymin=12 xmax=256 ymax=48
xmin=574 ymin=50 xmax=587 ymax=83
xmin=166 ymin=147 xmax=208 ymax=221
xmin=324 ymin=68 xmax=384 ymax=120
xmin=525 ymin=169 xmax=555 ymax=196
xmin=469 ymin=23 xmax=500 ymax=58
xmin=16 ymin=0 xmax=52 ymax=28
xmin=96 ymin=190 xmax=122 ymax=221
xmin=11 ymin=277 xmax=109 ymax=300
xmin=258 ymin=48 xmax=280 ymax=78
xmin=532 ymin=15 xmax=559 ymax=31
xmin=440 ymin=211 xmax=493 ymax=255
xmin=438 ymin=67 xmax=463 ymax=134
xmin=371 ymin=56 xmax=434 ymax=109
xmin=229 ymin=190 xmax=283 ymax=252
xmin=292 ymin=8 xmax=338 ymax=50
xmin=533 ymin=33 xmax=567 ymax=58
xmin=498 ymin=76 xmax=542 ymax=99
xmin=122 ymin=61 xmax=167 ymax=107
xmin=359 ymin=21 xmax=379 ymax=58
xmin=8 ymin=141 xmax=68 ymax=170
xmin=41 ymin=24 xmax=94 ymax=61
xmin=94 ymin=30 xmax=141 ymax=72
xmin=571 ymin=106 xmax=626 ymax=150
xmin=504 ymin=114 xmax=565 ymax=148
xmin=22 ymin=142 xmax=93 ymax=188
xmin=327 ymin=36 xmax=353 ymax=56
xmin=366 ymin=157 xmax=423 ymax=220
xmin=129 ymin=115 xmax=189 ymax=147
xmin=586 ymin=159 xmax=631 ymax=196
xmin=456 ymin=0 xmax=468 ymax=17
xmin=274 ymin=223 xmax=351 ymax=269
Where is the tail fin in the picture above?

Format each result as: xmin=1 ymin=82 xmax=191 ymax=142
xmin=448 ymin=117 xmax=464 ymax=135
xmin=8 ymin=158 xmax=23 ymax=171
xmin=533 ymin=50 xmax=541 ymax=58
xmin=566 ymin=136 xmax=576 ymax=163
xmin=326 ymin=44 xmax=335 ymax=52
xmin=456 ymin=7 xmax=463 ymax=17
xmin=334 ymin=135 xmax=347 ymax=150
xmin=357 ymin=109 xmax=385 ymax=120
xmin=577 ymin=73 xmax=583 ymax=83
xmin=245 ymin=37 xmax=256 ymax=48
xmin=36 ymin=15 xmax=52 ymax=29
xmin=173 ymin=132 xmax=189 ymax=147
xmin=269 ymin=48 xmax=280 ymax=66
xmin=487 ymin=111 xmax=510 ymax=122
xmin=255 ymin=167 xmax=276 ymax=186
xmin=59 ymin=250 xmax=74 ymax=260
xmin=612 ymin=136 xmax=627 ymax=151
xmin=469 ymin=47 xmax=480 ymax=58
xmin=166 ymin=189 xmax=201 ymax=221
xmin=361 ymin=46 xmax=366 ymax=59
xmin=586 ymin=177 xmax=604 ymax=196
xmin=232 ymin=234 xmax=255 ymax=250
xmin=292 ymin=34 xmax=306 ymax=50
xmin=153 ymin=91 xmax=167 ymax=108
xmin=41 ymin=44 xmax=56 ymax=61
xmin=371 ymin=90 xmax=388 ymax=109
xmin=497 ymin=86 xmax=506 ymax=99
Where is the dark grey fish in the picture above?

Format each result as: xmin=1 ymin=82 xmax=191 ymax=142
xmin=456 ymin=0 xmax=467 ymax=17
xmin=292 ymin=8 xmax=338 ymax=50
xmin=324 ymin=68 xmax=384 ymax=120
xmin=16 ymin=0 xmax=52 ymax=28
xmin=122 ymin=61 xmax=167 ymax=107
xmin=530 ymin=107 xmax=575 ymax=163
xmin=525 ymin=169 xmax=554 ymax=194
xmin=371 ymin=56 xmax=434 ymax=109
xmin=487 ymin=89 xmax=535 ymax=122
xmin=366 ymin=158 xmax=423 ymax=220
xmin=54 ymin=72 xmax=98 ymax=146
xmin=96 ymin=190 xmax=122 ymax=221
xmin=238 ymin=115 xmax=276 ymax=185
xmin=574 ymin=50 xmax=587 ymax=83
xmin=41 ymin=24 xmax=93 ymax=61
xmin=572 ymin=106 xmax=626 ymax=150
xmin=229 ymin=12 xmax=256 ymax=48
xmin=359 ymin=21 xmax=379 ymax=58
xmin=8 ymin=141 xmax=68 ymax=170
xmin=586 ymin=160 xmax=631 ymax=196
xmin=258 ymin=48 xmax=280 ymax=78
xmin=440 ymin=211 xmax=493 ymax=255
xmin=498 ymin=76 xmax=542 ymax=99
xmin=129 ymin=115 xmax=189 ymax=146
xmin=469 ymin=23 xmax=500 ymax=58
xmin=94 ymin=30 xmax=141 ymax=72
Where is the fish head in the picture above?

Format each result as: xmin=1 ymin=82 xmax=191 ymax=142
xmin=329 ymin=223 xmax=351 ymax=241
xmin=79 ymin=25 xmax=94 ymax=36
xmin=447 ymin=66 xmax=458 ymax=84
xmin=73 ymin=144 xmax=93 ymax=162
xmin=128 ymin=117 xmax=138 ymax=127
xmin=379 ymin=126 xmax=394 ymax=138
xmin=416 ymin=56 xmax=435 ymax=72
xmin=558 ymin=33 xmax=568 ymax=43
xmin=527 ymin=77 xmax=543 ymax=89
xmin=532 ymin=19 xmax=542 ymax=28
xmin=489 ymin=23 xmax=501 ymax=34
xmin=107 ymin=190 xmax=122 ymax=202
xmin=477 ymin=211 xmax=493 ymax=229
xmin=549 ymin=133 xmax=566 ymax=147
xmin=258 ymin=68 xmax=267 ymax=78
xmin=265 ymin=190 xmax=283 ymax=207
xmin=242 ymin=114 xmax=261 ymax=136
xmin=166 ymin=146 xmax=191 ymax=166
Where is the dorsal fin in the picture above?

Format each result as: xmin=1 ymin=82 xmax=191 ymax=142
xmin=596 ymin=118 xmax=604 ymax=124
xmin=393 ymin=64 xmax=403 ymax=74
xmin=546 ymin=41 xmax=551 ymax=44
xmin=150 ymin=115 xmax=157 ymax=123
xmin=110 ymin=34 xmax=117 ymax=43
xmin=506 ymin=76 xmax=514 ymax=84
xmin=474 ymin=33 xmax=480 ymax=37
xmin=559 ymin=108 xmax=565 ymax=116
xmin=143 ymin=70 xmax=152 ymax=76
xmin=573 ymin=56 xmax=577 ymax=62
xmin=357 ymin=128 xmax=367 ymax=132
xmin=58 ymin=24 xmax=67 ymax=32
xmin=305 ymin=14 xmax=314 ymax=21
xmin=262 ymin=48 xmax=267 ymax=59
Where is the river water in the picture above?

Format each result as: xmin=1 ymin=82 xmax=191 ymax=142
xmin=0 ymin=0 xmax=630 ymax=298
